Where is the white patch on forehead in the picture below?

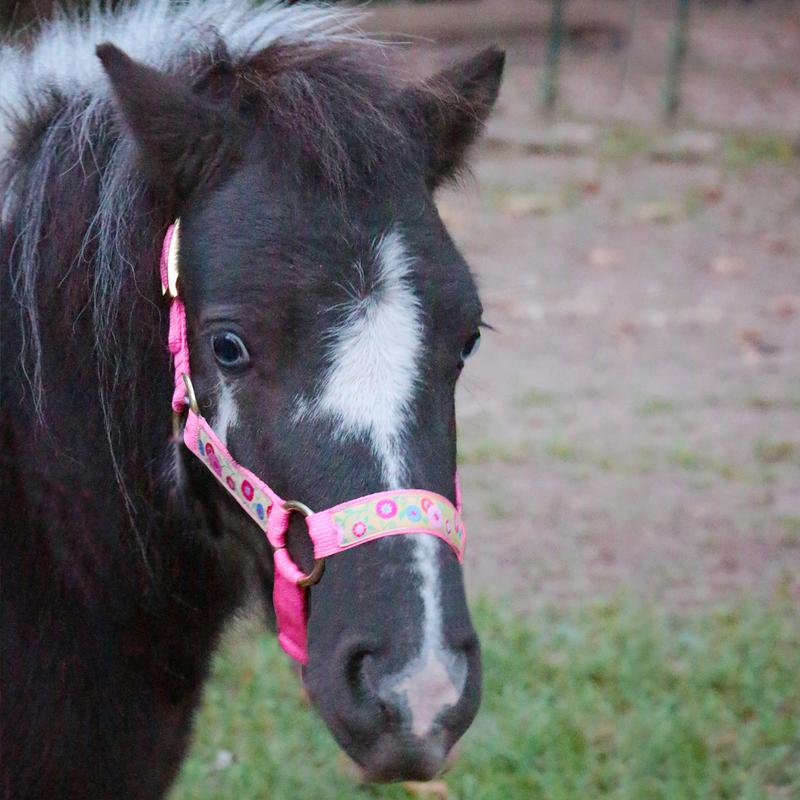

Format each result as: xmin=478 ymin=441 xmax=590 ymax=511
xmin=212 ymin=382 xmax=239 ymax=447
xmin=382 ymin=534 xmax=466 ymax=738
xmin=298 ymin=229 xmax=423 ymax=489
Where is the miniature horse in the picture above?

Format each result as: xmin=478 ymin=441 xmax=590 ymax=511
xmin=0 ymin=1 xmax=503 ymax=797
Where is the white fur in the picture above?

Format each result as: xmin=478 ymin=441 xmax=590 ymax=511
xmin=299 ymin=230 xmax=423 ymax=489
xmin=0 ymin=0 xmax=364 ymax=165
xmin=383 ymin=534 xmax=466 ymax=737
xmin=213 ymin=382 xmax=239 ymax=448
xmin=415 ymin=535 xmax=448 ymax=659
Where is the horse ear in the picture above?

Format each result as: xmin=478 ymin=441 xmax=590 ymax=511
xmin=96 ymin=43 xmax=238 ymax=202
xmin=404 ymin=46 xmax=505 ymax=189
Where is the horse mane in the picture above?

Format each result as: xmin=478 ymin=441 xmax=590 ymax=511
xmin=0 ymin=0 xmax=409 ymax=515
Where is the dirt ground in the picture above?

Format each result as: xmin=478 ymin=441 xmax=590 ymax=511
xmin=386 ymin=0 xmax=800 ymax=614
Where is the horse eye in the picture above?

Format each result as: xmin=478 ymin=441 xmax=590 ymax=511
xmin=460 ymin=332 xmax=481 ymax=362
xmin=211 ymin=332 xmax=249 ymax=368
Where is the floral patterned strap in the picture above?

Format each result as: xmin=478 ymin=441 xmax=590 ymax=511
xmin=182 ymin=407 xmax=466 ymax=665
xmin=185 ymin=412 xmax=277 ymax=534
xmin=318 ymin=491 xmax=464 ymax=560
xmin=184 ymin=411 xmax=464 ymax=561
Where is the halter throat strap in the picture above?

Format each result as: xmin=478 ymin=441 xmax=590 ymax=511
xmin=160 ymin=222 xmax=465 ymax=664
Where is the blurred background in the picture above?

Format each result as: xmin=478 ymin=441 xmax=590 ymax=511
xmin=4 ymin=1 xmax=799 ymax=797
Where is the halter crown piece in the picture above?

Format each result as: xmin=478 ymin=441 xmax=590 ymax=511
xmin=161 ymin=222 xmax=466 ymax=664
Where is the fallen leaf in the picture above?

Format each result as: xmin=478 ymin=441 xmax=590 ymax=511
xmin=771 ymin=294 xmax=800 ymax=318
xmin=501 ymin=193 xmax=559 ymax=216
xmin=213 ymin=750 xmax=234 ymax=771
xmin=738 ymin=329 xmax=778 ymax=361
xmin=611 ymin=320 xmax=639 ymax=354
xmin=760 ymin=233 xmax=790 ymax=254
xmin=588 ymin=247 xmax=624 ymax=269
xmin=403 ymin=780 xmax=451 ymax=799
xmin=710 ymin=255 xmax=747 ymax=276
xmin=582 ymin=178 xmax=601 ymax=194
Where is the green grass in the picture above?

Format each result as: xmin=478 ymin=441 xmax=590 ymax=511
xmin=755 ymin=440 xmax=796 ymax=466
xmin=780 ymin=518 xmax=800 ymax=549
xmin=723 ymin=132 xmax=798 ymax=168
xmin=636 ymin=397 xmax=681 ymax=416
xmin=514 ymin=389 xmax=560 ymax=409
xmin=459 ymin=435 xmax=757 ymax=482
xmin=170 ymin=596 xmax=800 ymax=800
xmin=600 ymin=126 xmax=653 ymax=161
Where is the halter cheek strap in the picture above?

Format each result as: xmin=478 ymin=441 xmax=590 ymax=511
xmin=161 ymin=222 xmax=466 ymax=664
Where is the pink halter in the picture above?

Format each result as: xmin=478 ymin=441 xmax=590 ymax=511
xmin=161 ymin=222 xmax=465 ymax=664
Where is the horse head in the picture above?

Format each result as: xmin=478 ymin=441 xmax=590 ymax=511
xmin=98 ymin=37 xmax=503 ymax=783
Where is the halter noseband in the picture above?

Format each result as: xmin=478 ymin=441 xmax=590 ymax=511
xmin=161 ymin=221 xmax=465 ymax=664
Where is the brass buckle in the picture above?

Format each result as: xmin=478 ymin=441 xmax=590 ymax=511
xmin=182 ymin=373 xmax=200 ymax=415
xmin=283 ymin=500 xmax=326 ymax=587
xmin=171 ymin=371 xmax=197 ymax=438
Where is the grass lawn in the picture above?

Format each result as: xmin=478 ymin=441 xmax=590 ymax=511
xmin=169 ymin=593 xmax=800 ymax=800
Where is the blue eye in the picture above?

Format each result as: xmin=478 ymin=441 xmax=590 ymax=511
xmin=212 ymin=332 xmax=250 ymax=368
xmin=460 ymin=332 xmax=481 ymax=362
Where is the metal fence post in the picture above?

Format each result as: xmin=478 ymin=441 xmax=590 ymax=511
xmin=663 ymin=0 xmax=691 ymax=120
xmin=542 ymin=0 xmax=565 ymax=112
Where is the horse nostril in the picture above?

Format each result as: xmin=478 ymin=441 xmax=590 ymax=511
xmin=330 ymin=640 xmax=386 ymax=727
xmin=344 ymin=646 xmax=371 ymax=704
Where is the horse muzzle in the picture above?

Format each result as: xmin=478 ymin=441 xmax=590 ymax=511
xmin=307 ymin=636 xmax=481 ymax=782
xmin=301 ymin=540 xmax=482 ymax=783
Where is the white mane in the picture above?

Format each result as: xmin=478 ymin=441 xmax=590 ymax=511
xmin=0 ymin=0 xmax=362 ymax=162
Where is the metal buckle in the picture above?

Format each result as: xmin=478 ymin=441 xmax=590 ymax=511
xmin=181 ymin=373 xmax=200 ymax=415
xmin=283 ymin=500 xmax=326 ymax=587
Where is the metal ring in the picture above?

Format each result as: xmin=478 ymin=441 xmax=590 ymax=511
xmin=182 ymin=373 xmax=200 ymax=415
xmin=297 ymin=558 xmax=326 ymax=588
xmin=282 ymin=500 xmax=326 ymax=587
xmin=283 ymin=499 xmax=314 ymax=517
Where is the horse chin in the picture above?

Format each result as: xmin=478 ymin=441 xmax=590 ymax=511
xmin=332 ymin=727 xmax=452 ymax=784
xmin=304 ymin=668 xmax=470 ymax=785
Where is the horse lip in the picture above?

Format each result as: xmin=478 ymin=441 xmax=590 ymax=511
xmin=348 ymin=729 xmax=450 ymax=784
xmin=336 ymin=749 xmax=449 ymax=786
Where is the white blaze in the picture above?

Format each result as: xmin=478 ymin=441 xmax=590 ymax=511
xmin=303 ymin=229 xmax=423 ymax=489
xmin=298 ymin=229 xmax=464 ymax=735
xmin=386 ymin=533 xmax=466 ymax=737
